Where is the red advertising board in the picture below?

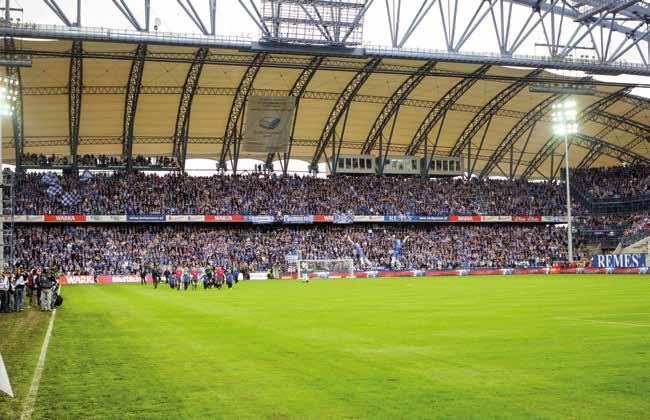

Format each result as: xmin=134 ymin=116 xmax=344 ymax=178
xmin=44 ymin=214 xmax=86 ymax=222
xmin=449 ymin=215 xmax=482 ymax=222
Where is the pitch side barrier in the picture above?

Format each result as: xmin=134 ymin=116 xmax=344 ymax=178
xmin=58 ymin=267 xmax=648 ymax=284
xmin=5 ymin=214 xmax=568 ymax=224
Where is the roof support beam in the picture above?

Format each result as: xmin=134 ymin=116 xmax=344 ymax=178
xmin=173 ymin=47 xmax=208 ymax=169
xmin=449 ymin=68 xmax=542 ymax=157
xmin=122 ymin=43 xmax=147 ymax=170
xmin=111 ymin=0 xmax=144 ymax=31
xmin=573 ymin=133 xmax=649 ymax=164
xmin=177 ymin=0 xmax=210 ymax=35
xmin=41 ymin=0 xmax=73 ymax=26
xmin=407 ymin=65 xmax=490 ymax=156
xmin=69 ymin=40 xmax=83 ymax=170
xmin=577 ymin=105 xmax=648 ymax=169
xmin=592 ymin=110 xmax=650 ymax=138
xmin=521 ymin=87 xmax=631 ymax=179
xmin=480 ymin=93 xmax=562 ymax=178
xmin=311 ymin=57 xmax=382 ymax=169
xmin=219 ymin=52 xmax=267 ymax=171
xmin=362 ymin=60 xmax=436 ymax=154
xmin=266 ymin=56 xmax=325 ymax=174
xmin=377 ymin=104 xmax=401 ymax=175
xmin=3 ymin=38 xmax=24 ymax=171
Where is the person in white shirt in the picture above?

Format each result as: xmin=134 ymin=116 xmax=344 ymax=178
xmin=0 ymin=274 xmax=9 ymax=313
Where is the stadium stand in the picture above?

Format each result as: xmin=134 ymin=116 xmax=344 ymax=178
xmin=13 ymin=172 xmax=572 ymax=216
xmin=14 ymin=224 xmax=579 ymax=274
xmin=572 ymin=164 xmax=649 ymax=201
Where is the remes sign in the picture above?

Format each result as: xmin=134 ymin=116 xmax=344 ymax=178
xmin=592 ymin=254 xmax=646 ymax=268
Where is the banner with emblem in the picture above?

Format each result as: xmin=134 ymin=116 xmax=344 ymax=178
xmin=241 ymin=96 xmax=296 ymax=154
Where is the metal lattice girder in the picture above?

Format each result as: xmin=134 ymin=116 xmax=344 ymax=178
xmin=479 ymin=93 xmax=562 ymax=179
xmin=69 ymin=40 xmax=83 ymax=168
xmin=449 ymin=68 xmax=542 ymax=157
xmin=615 ymin=134 xmax=650 ymax=163
xmin=16 ymin=44 xmax=650 ymax=84
xmin=592 ymin=110 xmax=650 ymax=138
xmin=311 ymin=57 xmax=382 ymax=167
xmin=577 ymin=105 xmax=647 ymax=169
xmin=361 ymin=60 xmax=437 ymax=154
xmin=219 ymin=52 xmax=267 ymax=168
xmin=3 ymin=38 xmax=24 ymax=170
xmin=265 ymin=55 xmax=325 ymax=168
xmin=508 ymin=0 xmax=650 ymax=62
xmin=521 ymin=87 xmax=631 ymax=178
xmin=406 ymin=64 xmax=490 ymax=155
xmin=172 ymin=48 xmax=208 ymax=168
xmin=573 ymin=133 xmax=649 ymax=164
xmin=122 ymin=43 xmax=147 ymax=168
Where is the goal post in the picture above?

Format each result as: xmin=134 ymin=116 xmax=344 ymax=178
xmin=296 ymin=258 xmax=355 ymax=279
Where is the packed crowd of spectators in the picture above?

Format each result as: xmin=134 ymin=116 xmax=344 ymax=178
xmin=575 ymin=213 xmax=648 ymax=232
xmin=21 ymin=154 xmax=177 ymax=169
xmin=12 ymin=172 xmax=570 ymax=216
xmin=14 ymin=224 xmax=575 ymax=275
xmin=572 ymin=164 xmax=650 ymax=201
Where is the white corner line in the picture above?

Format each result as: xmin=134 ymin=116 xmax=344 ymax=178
xmin=20 ymin=306 xmax=57 ymax=420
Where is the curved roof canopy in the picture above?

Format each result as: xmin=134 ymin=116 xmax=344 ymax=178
xmin=2 ymin=39 xmax=649 ymax=179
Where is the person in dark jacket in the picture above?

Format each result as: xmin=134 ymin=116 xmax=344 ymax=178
xmin=39 ymin=273 xmax=54 ymax=311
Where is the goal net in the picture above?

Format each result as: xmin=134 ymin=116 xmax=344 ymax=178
xmin=296 ymin=259 xmax=355 ymax=278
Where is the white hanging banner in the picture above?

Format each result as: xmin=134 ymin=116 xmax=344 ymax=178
xmin=0 ymin=352 xmax=13 ymax=398
xmin=241 ymin=96 xmax=296 ymax=154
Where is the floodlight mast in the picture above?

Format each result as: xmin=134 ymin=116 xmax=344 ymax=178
xmin=0 ymin=75 xmax=18 ymax=270
xmin=552 ymin=99 xmax=578 ymax=263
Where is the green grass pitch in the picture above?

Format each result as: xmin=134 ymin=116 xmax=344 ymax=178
xmin=2 ymin=274 xmax=650 ymax=419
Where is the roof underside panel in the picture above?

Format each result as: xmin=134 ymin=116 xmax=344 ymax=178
xmin=1 ymin=39 xmax=647 ymax=176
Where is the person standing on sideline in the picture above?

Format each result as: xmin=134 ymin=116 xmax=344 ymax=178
xmin=26 ymin=270 xmax=35 ymax=308
xmin=182 ymin=266 xmax=191 ymax=291
xmin=152 ymin=267 xmax=160 ymax=289
xmin=163 ymin=266 xmax=171 ymax=285
xmin=233 ymin=266 xmax=239 ymax=284
xmin=226 ymin=269 xmax=234 ymax=289
xmin=15 ymin=271 xmax=26 ymax=311
xmin=140 ymin=268 xmax=147 ymax=285
xmin=0 ymin=273 xmax=9 ymax=313
xmin=39 ymin=272 xmax=54 ymax=311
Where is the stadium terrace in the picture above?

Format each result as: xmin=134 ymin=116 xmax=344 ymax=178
xmin=1 ymin=1 xmax=649 ymax=418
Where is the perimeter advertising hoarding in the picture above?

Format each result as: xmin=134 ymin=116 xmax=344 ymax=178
xmin=592 ymin=254 xmax=646 ymax=268
xmin=241 ymin=96 xmax=296 ymax=153
xmin=126 ymin=215 xmax=165 ymax=222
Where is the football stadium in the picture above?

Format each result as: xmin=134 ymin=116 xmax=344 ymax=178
xmin=0 ymin=1 xmax=649 ymax=418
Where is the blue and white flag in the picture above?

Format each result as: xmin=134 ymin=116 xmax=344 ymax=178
xmin=59 ymin=191 xmax=81 ymax=207
xmin=80 ymin=170 xmax=93 ymax=182
xmin=46 ymin=184 xmax=63 ymax=198
xmin=41 ymin=172 xmax=59 ymax=186
xmin=333 ymin=212 xmax=354 ymax=224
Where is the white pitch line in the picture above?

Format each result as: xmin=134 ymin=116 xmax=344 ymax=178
xmin=20 ymin=308 xmax=57 ymax=420
xmin=584 ymin=320 xmax=650 ymax=328
xmin=556 ymin=316 xmax=649 ymax=328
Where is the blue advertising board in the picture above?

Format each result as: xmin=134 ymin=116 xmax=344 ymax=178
xmin=592 ymin=254 xmax=646 ymax=269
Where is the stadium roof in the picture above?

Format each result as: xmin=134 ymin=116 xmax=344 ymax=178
xmin=2 ymin=39 xmax=649 ymax=178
